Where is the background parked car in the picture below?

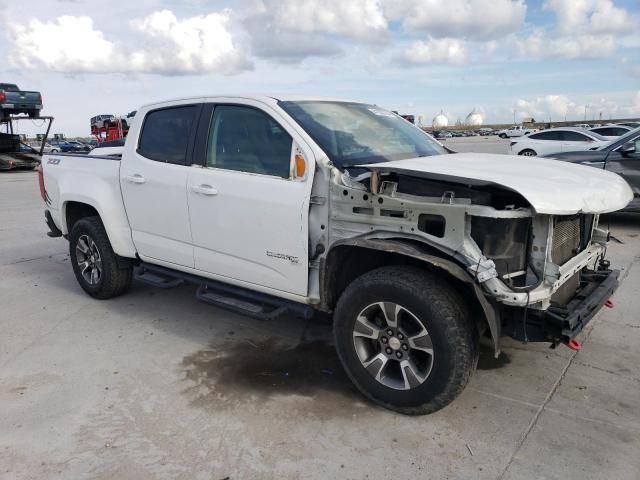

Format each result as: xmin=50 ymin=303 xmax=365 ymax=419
xmin=544 ymin=127 xmax=640 ymax=212
xmin=617 ymin=121 xmax=640 ymax=129
xmin=67 ymin=141 xmax=91 ymax=152
xmin=91 ymin=114 xmax=119 ymax=130
xmin=27 ymin=142 xmax=56 ymax=153
xmin=509 ymin=128 xmax=609 ymax=156
xmin=49 ymin=140 xmax=85 ymax=153
xmin=497 ymin=125 xmax=537 ymax=138
xmin=588 ymin=125 xmax=632 ymax=140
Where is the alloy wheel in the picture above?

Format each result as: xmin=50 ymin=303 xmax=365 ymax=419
xmin=75 ymin=234 xmax=102 ymax=285
xmin=352 ymin=302 xmax=435 ymax=390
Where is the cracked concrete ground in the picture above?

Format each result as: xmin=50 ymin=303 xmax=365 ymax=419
xmin=1 ymin=160 xmax=639 ymax=479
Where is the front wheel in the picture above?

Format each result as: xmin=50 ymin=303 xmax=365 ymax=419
xmin=333 ymin=266 xmax=478 ymax=415
xmin=518 ymin=149 xmax=537 ymax=156
xmin=69 ymin=217 xmax=132 ymax=299
xmin=499 ymin=133 xmax=507 ymax=139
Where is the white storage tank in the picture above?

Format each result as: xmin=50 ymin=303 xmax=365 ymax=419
xmin=432 ymin=111 xmax=449 ymax=128
xmin=465 ymin=109 xmax=483 ymax=126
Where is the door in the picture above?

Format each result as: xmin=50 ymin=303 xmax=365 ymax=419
xmin=120 ymin=103 xmax=201 ymax=267
xmin=605 ymin=134 xmax=640 ymax=210
xmin=187 ymin=103 xmax=313 ymax=296
xmin=559 ymin=130 xmax=593 ymax=153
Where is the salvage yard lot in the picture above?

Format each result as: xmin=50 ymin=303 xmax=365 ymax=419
xmin=2 ymin=142 xmax=640 ymax=479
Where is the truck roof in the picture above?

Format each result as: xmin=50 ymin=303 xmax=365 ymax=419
xmin=140 ymin=94 xmax=359 ymax=110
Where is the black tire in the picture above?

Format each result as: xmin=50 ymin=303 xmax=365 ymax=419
xmin=499 ymin=133 xmax=507 ymax=139
xmin=28 ymin=110 xmax=39 ymax=118
xmin=518 ymin=149 xmax=537 ymax=156
xmin=69 ymin=216 xmax=132 ymax=299
xmin=333 ymin=266 xmax=478 ymax=415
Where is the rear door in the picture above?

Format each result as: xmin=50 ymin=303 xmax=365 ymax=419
xmin=525 ymin=131 xmax=561 ymax=155
xmin=186 ymin=101 xmax=314 ymax=296
xmin=120 ymin=101 xmax=202 ymax=267
xmin=559 ymin=131 xmax=594 ymax=152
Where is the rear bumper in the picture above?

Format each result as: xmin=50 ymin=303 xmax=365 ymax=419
xmin=546 ymin=269 xmax=619 ymax=341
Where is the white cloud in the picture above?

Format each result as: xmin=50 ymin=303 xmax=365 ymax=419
xmin=265 ymin=0 xmax=387 ymax=40
xmin=514 ymin=92 xmax=640 ymax=122
xmin=384 ymin=0 xmax=526 ymax=40
xmin=398 ymin=38 xmax=467 ymax=65
xmin=9 ymin=16 xmax=119 ymax=73
xmin=517 ymin=29 xmax=617 ymax=60
xmin=544 ymin=0 xmax=635 ymax=35
xmin=242 ymin=0 xmax=387 ymax=62
xmin=515 ymin=95 xmax=578 ymax=122
xmin=9 ymin=10 xmax=252 ymax=75
xmin=129 ymin=10 xmax=251 ymax=75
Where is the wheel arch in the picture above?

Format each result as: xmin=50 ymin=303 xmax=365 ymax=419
xmin=60 ymin=197 xmax=137 ymax=260
xmin=320 ymin=238 xmax=501 ymax=356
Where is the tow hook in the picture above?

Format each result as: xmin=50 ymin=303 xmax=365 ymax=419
xmin=605 ymin=299 xmax=615 ymax=309
xmin=564 ymin=339 xmax=582 ymax=351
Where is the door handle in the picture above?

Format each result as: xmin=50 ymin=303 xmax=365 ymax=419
xmin=123 ymin=174 xmax=145 ymax=184
xmin=191 ymin=184 xmax=218 ymax=196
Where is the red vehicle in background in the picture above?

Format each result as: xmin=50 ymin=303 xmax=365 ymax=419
xmin=90 ymin=111 xmax=136 ymax=145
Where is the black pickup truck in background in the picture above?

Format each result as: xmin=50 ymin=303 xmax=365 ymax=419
xmin=0 ymin=83 xmax=43 ymax=120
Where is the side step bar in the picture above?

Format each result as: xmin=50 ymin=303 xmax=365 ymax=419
xmin=134 ymin=267 xmax=184 ymax=288
xmin=133 ymin=263 xmax=313 ymax=321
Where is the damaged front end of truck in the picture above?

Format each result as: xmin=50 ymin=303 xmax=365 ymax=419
xmin=324 ymin=153 xmax=633 ymax=355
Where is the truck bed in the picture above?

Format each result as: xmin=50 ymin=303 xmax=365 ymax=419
xmin=42 ymin=152 xmax=133 ymax=255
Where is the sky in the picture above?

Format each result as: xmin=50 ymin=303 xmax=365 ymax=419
xmin=1 ymin=0 xmax=639 ymax=136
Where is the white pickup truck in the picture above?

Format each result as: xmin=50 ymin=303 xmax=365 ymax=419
xmin=497 ymin=125 xmax=538 ymax=138
xmin=39 ymin=95 xmax=633 ymax=414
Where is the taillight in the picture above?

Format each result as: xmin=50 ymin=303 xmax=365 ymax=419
xmin=0 ymin=91 xmax=5 ymax=103
xmin=37 ymin=165 xmax=47 ymax=201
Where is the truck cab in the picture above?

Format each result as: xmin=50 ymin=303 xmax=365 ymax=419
xmin=40 ymin=95 xmax=633 ymax=415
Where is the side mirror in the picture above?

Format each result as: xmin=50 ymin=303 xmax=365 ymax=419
xmin=620 ymin=141 xmax=636 ymax=155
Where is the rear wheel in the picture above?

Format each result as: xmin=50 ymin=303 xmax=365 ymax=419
xmin=333 ymin=266 xmax=478 ymax=415
xmin=27 ymin=110 xmax=39 ymax=118
xmin=499 ymin=133 xmax=507 ymax=139
xmin=518 ymin=149 xmax=537 ymax=156
xmin=69 ymin=217 xmax=132 ymax=299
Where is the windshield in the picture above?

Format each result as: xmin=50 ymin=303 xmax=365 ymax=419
xmin=279 ymin=101 xmax=446 ymax=167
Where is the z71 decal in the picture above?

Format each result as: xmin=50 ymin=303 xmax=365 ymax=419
xmin=266 ymin=251 xmax=300 ymax=264
xmin=47 ymin=158 xmax=61 ymax=165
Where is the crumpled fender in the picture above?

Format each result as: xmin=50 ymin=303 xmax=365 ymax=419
xmin=326 ymin=237 xmax=501 ymax=356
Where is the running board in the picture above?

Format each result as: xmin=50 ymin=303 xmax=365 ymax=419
xmin=134 ymin=267 xmax=184 ymax=288
xmin=135 ymin=262 xmax=313 ymax=321
xmin=196 ymin=285 xmax=288 ymax=321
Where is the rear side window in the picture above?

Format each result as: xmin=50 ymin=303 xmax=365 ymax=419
xmin=529 ymin=131 xmax=561 ymax=141
xmin=595 ymin=127 xmax=627 ymax=136
xmin=0 ymin=83 xmax=19 ymax=92
xmin=206 ymin=105 xmax=292 ymax=178
xmin=138 ymin=106 xmax=197 ymax=164
xmin=560 ymin=131 xmax=591 ymax=142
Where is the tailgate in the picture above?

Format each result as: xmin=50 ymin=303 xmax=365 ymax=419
xmin=4 ymin=90 xmax=41 ymax=106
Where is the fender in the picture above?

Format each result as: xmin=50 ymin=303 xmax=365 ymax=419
xmin=322 ymin=237 xmax=501 ymax=356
